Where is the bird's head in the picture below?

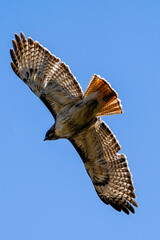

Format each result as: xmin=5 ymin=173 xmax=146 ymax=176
xmin=44 ymin=125 xmax=58 ymax=141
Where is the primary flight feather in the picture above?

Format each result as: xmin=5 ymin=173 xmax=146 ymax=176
xmin=10 ymin=32 xmax=138 ymax=215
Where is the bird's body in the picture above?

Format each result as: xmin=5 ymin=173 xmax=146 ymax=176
xmin=10 ymin=32 xmax=138 ymax=215
xmin=48 ymin=92 xmax=104 ymax=139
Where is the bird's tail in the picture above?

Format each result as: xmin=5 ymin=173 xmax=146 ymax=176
xmin=84 ymin=74 xmax=123 ymax=117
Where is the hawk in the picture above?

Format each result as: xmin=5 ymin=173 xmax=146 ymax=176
xmin=10 ymin=32 xmax=138 ymax=215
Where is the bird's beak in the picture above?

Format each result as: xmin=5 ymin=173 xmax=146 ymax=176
xmin=44 ymin=137 xmax=47 ymax=141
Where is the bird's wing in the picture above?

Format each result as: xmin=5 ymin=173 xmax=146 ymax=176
xmin=69 ymin=118 xmax=138 ymax=214
xmin=10 ymin=33 xmax=83 ymax=119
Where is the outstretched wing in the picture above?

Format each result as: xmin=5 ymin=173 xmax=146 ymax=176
xmin=69 ymin=118 xmax=138 ymax=214
xmin=10 ymin=32 xmax=83 ymax=119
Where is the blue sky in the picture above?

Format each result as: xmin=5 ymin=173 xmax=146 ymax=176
xmin=1 ymin=0 xmax=160 ymax=239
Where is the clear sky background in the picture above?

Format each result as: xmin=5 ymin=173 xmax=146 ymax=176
xmin=1 ymin=0 xmax=160 ymax=239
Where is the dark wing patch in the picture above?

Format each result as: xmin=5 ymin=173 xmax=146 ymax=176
xmin=69 ymin=118 xmax=138 ymax=214
xmin=10 ymin=32 xmax=83 ymax=119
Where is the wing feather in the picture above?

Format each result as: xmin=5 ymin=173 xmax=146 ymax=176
xmin=10 ymin=32 xmax=83 ymax=119
xmin=69 ymin=118 xmax=138 ymax=214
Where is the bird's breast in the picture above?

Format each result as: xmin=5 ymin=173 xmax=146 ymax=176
xmin=55 ymin=120 xmax=74 ymax=138
xmin=54 ymin=100 xmax=97 ymax=139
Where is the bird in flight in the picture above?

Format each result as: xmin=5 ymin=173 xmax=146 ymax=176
xmin=10 ymin=32 xmax=138 ymax=215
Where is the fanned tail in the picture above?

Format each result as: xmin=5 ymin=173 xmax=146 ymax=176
xmin=84 ymin=75 xmax=123 ymax=117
